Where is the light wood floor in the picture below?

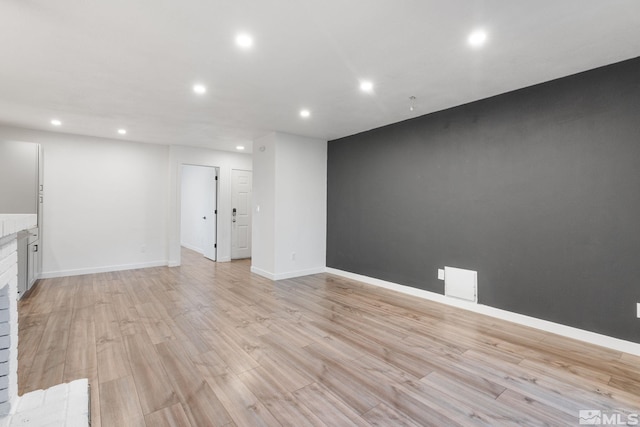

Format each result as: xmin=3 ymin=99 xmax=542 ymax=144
xmin=18 ymin=248 xmax=640 ymax=426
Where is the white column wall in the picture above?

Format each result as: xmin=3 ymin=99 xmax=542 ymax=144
xmin=251 ymin=132 xmax=327 ymax=280
xmin=251 ymin=133 xmax=277 ymax=276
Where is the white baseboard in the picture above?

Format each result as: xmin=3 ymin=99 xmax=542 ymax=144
xmin=273 ymin=267 xmax=326 ymax=280
xmin=250 ymin=266 xmax=275 ymax=280
xmin=40 ymin=260 xmax=168 ymax=279
xmin=250 ymin=265 xmax=325 ymax=281
xmin=326 ymin=267 xmax=640 ymax=357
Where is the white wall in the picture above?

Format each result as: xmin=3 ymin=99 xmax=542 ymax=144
xmin=252 ymin=133 xmax=277 ymax=275
xmin=0 ymin=125 xmax=169 ymax=277
xmin=0 ymin=125 xmax=252 ymax=276
xmin=252 ymin=132 xmax=327 ymax=280
xmin=0 ymin=125 xmax=324 ymax=280
xmin=180 ymin=165 xmax=216 ymax=254
xmin=168 ymin=145 xmax=252 ymax=265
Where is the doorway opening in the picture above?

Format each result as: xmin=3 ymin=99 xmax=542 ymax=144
xmin=180 ymin=164 xmax=218 ymax=261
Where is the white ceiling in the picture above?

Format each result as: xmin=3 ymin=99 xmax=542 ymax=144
xmin=1 ymin=1 xmax=639 ymax=153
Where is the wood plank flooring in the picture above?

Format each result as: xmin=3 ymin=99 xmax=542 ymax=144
xmin=18 ymin=248 xmax=640 ymax=426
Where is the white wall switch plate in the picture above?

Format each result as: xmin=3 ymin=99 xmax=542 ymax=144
xmin=637 ymin=303 xmax=640 ymax=318
xmin=438 ymin=269 xmax=445 ymax=280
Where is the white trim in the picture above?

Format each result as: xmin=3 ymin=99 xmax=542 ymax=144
xmin=250 ymin=266 xmax=275 ymax=280
xmin=272 ymin=267 xmax=326 ymax=281
xmin=326 ymin=267 xmax=640 ymax=357
xmin=40 ymin=260 xmax=168 ymax=278
xmin=250 ymin=265 xmax=325 ymax=281
xmin=217 ymin=256 xmax=231 ymax=263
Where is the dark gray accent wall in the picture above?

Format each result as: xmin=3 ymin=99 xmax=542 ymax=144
xmin=327 ymin=57 xmax=640 ymax=343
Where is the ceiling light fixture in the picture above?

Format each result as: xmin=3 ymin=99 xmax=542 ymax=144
xmin=235 ymin=33 xmax=254 ymax=49
xmin=193 ymin=84 xmax=207 ymax=95
xmin=118 ymin=129 xmax=127 ymax=135
xmin=360 ymin=80 xmax=374 ymax=93
xmin=236 ymin=145 xmax=245 ymax=150
xmin=50 ymin=119 xmax=62 ymax=126
xmin=468 ymin=29 xmax=488 ymax=47
xmin=300 ymin=109 xmax=311 ymax=118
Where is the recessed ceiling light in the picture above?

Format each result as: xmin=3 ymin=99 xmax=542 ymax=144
xmin=359 ymin=80 xmax=374 ymax=93
xmin=235 ymin=33 xmax=253 ymax=49
xmin=118 ymin=129 xmax=127 ymax=135
xmin=193 ymin=84 xmax=207 ymax=95
xmin=50 ymin=119 xmax=62 ymax=126
xmin=468 ymin=29 xmax=487 ymax=47
xmin=300 ymin=109 xmax=311 ymax=118
xmin=236 ymin=145 xmax=245 ymax=150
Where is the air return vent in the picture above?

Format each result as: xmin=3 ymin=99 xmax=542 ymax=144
xmin=444 ymin=266 xmax=477 ymax=303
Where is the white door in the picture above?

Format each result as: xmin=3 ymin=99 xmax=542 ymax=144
xmin=180 ymin=165 xmax=217 ymax=260
xmin=231 ymin=169 xmax=252 ymax=259
xmin=203 ymin=170 xmax=218 ymax=261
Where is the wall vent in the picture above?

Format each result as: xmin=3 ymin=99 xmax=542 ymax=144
xmin=444 ymin=266 xmax=477 ymax=303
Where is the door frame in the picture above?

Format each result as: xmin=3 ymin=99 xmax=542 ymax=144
xmin=179 ymin=163 xmax=219 ymax=261
xmin=168 ymin=146 xmax=253 ymax=267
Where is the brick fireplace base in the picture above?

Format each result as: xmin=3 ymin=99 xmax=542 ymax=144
xmin=0 ymin=379 xmax=89 ymax=427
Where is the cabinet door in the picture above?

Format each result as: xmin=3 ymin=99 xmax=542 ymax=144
xmin=27 ymin=241 xmax=39 ymax=289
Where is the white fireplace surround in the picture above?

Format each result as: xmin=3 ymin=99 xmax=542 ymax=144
xmin=0 ymin=215 xmax=89 ymax=427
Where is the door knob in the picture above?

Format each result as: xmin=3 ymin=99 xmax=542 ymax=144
xmin=202 ymin=216 xmax=206 ymax=220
